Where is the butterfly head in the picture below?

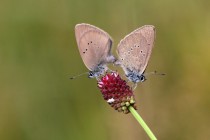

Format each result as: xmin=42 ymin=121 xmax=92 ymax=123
xmin=125 ymin=69 xmax=146 ymax=83
xmin=88 ymin=64 xmax=107 ymax=78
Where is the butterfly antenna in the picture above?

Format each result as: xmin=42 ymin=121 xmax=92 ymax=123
xmin=145 ymin=70 xmax=166 ymax=76
xmin=69 ymin=72 xmax=89 ymax=79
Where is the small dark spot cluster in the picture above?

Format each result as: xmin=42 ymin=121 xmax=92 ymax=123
xmin=87 ymin=41 xmax=93 ymax=45
xmin=83 ymin=48 xmax=88 ymax=54
xmin=84 ymin=41 xmax=94 ymax=54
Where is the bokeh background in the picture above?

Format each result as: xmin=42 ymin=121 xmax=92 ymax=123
xmin=1 ymin=0 xmax=210 ymax=140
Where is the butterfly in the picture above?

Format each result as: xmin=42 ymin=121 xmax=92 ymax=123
xmin=115 ymin=25 xmax=155 ymax=83
xmin=75 ymin=23 xmax=116 ymax=79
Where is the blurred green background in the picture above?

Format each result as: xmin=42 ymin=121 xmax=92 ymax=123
xmin=1 ymin=0 xmax=210 ymax=140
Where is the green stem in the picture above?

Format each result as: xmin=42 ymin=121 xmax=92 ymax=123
xmin=128 ymin=106 xmax=157 ymax=140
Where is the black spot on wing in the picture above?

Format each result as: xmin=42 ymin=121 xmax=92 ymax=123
xmin=83 ymin=48 xmax=88 ymax=54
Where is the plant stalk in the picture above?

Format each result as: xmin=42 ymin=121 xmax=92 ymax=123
xmin=129 ymin=106 xmax=157 ymax=140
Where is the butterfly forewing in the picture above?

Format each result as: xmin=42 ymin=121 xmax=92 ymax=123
xmin=75 ymin=23 xmax=113 ymax=71
xmin=117 ymin=25 xmax=155 ymax=75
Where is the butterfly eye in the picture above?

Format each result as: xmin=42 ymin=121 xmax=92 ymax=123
xmin=140 ymin=75 xmax=146 ymax=82
xmin=88 ymin=71 xmax=94 ymax=78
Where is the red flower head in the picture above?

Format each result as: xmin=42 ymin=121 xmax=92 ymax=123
xmin=97 ymin=72 xmax=137 ymax=114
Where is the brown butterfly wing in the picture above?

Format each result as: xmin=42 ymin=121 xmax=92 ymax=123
xmin=117 ymin=25 xmax=155 ymax=75
xmin=75 ymin=23 xmax=114 ymax=71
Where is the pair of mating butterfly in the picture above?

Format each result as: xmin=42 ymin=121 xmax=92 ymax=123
xmin=74 ymin=23 xmax=156 ymax=84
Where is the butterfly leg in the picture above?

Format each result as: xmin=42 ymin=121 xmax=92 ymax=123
xmin=132 ymin=83 xmax=138 ymax=90
xmin=96 ymin=77 xmax=101 ymax=81
xmin=107 ymin=68 xmax=115 ymax=73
